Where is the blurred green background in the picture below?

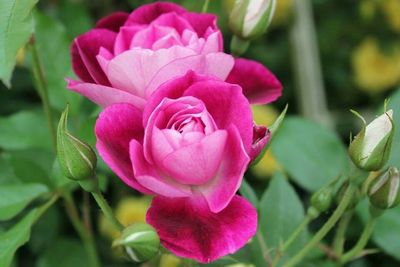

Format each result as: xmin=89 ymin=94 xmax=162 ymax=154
xmin=1 ymin=0 xmax=400 ymax=267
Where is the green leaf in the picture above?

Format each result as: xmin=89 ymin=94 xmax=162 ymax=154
xmin=36 ymin=238 xmax=89 ymax=267
xmin=252 ymin=104 xmax=288 ymax=166
xmin=0 ymin=209 xmax=40 ymax=267
xmin=0 ymin=0 xmax=38 ymax=87
xmin=0 ymin=110 xmax=52 ymax=150
xmin=357 ymin=200 xmax=400 ymax=261
xmin=0 ymin=183 xmax=48 ymax=221
xmin=239 ymin=178 xmax=258 ymax=209
xmin=271 ymin=117 xmax=348 ymax=191
xmin=259 ymin=172 xmax=308 ymax=256
xmin=34 ymin=11 xmax=81 ymax=113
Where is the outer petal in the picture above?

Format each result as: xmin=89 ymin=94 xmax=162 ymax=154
xmin=125 ymin=2 xmax=186 ymax=26
xmin=95 ymin=104 xmax=151 ymax=193
xmin=72 ymin=29 xmax=116 ymax=85
xmin=129 ymin=140 xmax=192 ymax=198
xmin=198 ymin=125 xmax=250 ymax=212
xmin=67 ymin=79 xmax=146 ymax=109
xmin=96 ymin=12 xmax=129 ymax=32
xmin=145 ymin=52 xmax=234 ymax=97
xmin=106 ymin=46 xmax=195 ymax=98
xmin=226 ymin=58 xmax=282 ymax=105
xmin=146 ymin=195 xmax=257 ymax=263
xmin=181 ymin=12 xmax=220 ymax=38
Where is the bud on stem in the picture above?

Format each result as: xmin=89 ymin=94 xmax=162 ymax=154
xmin=57 ymin=105 xmax=98 ymax=191
xmin=368 ymin=167 xmax=400 ymax=210
xmin=113 ymin=223 xmax=160 ymax=262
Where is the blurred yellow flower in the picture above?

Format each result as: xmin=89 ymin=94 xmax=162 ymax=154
xmin=381 ymin=0 xmax=400 ymax=32
xmin=352 ymin=37 xmax=400 ymax=93
xmin=99 ymin=196 xmax=150 ymax=240
xmin=272 ymin=0 xmax=293 ymax=26
xmin=159 ymin=254 xmax=181 ymax=267
xmin=251 ymin=105 xmax=283 ymax=178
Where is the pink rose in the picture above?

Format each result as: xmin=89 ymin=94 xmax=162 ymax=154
xmin=67 ymin=2 xmax=282 ymax=110
xmin=95 ymin=72 xmax=259 ymax=262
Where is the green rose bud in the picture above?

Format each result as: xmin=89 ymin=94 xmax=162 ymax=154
xmin=311 ymin=186 xmax=334 ymax=213
xmin=113 ymin=223 xmax=160 ymax=262
xmin=349 ymin=109 xmax=394 ymax=171
xmin=229 ymin=0 xmax=277 ymax=40
xmin=57 ymin=105 xmax=97 ymax=185
xmin=368 ymin=167 xmax=400 ymax=210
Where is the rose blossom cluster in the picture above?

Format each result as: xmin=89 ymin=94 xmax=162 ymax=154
xmin=67 ymin=2 xmax=282 ymax=263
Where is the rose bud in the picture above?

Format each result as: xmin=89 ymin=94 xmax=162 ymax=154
xmin=112 ymin=223 xmax=160 ymax=262
xmin=368 ymin=167 xmax=400 ymax=210
xmin=310 ymin=185 xmax=334 ymax=213
xmin=229 ymin=0 xmax=276 ymax=53
xmin=57 ymin=105 xmax=98 ymax=191
xmin=349 ymin=109 xmax=394 ymax=171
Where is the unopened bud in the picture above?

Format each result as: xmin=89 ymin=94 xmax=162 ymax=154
xmin=57 ymin=105 xmax=97 ymax=183
xmin=311 ymin=186 xmax=334 ymax=213
xmin=113 ymin=223 xmax=160 ymax=262
xmin=229 ymin=0 xmax=277 ymax=40
xmin=368 ymin=167 xmax=400 ymax=210
xmin=349 ymin=109 xmax=394 ymax=171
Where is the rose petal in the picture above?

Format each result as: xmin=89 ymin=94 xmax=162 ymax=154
xmin=114 ymin=25 xmax=145 ymax=55
xmin=151 ymin=12 xmax=194 ymax=34
xmin=183 ymin=78 xmax=253 ymax=152
xmin=226 ymin=58 xmax=282 ymax=105
xmin=67 ymin=79 xmax=146 ymax=110
xmin=96 ymin=12 xmax=129 ymax=32
xmin=198 ymin=125 xmax=250 ymax=212
xmin=72 ymin=29 xmax=116 ymax=85
xmin=181 ymin=12 xmax=219 ymax=38
xmin=129 ymin=140 xmax=192 ymax=197
xmin=146 ymin=195 xmax=257 ymax=263
xmin=106 ymin=46 xmax=195 ymax=98
xmin=124 ymin=2 xmax=186 ymax=26
xmin=95 ymin=104 xmax=151 ymax=193
xmin=161 ymin=130 xmax=228 ymax=185
xmin=145 ymin=52 xmax=234 ymax=98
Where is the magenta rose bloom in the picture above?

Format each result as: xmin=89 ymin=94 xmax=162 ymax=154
xmin=95 ymin=72 xmax=259 ymax=263
xmin=67 ymin=2 xmax=282 ymax=110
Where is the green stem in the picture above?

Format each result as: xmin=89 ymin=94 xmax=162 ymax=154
xmin=282 ymin=184 xmax=356 ymax=267
xmin=340 ymin=217 xmax=377 ymax=263
xmin=29 ymin=40 xmax=57 ymax=150
xmin=272 ymin=210 xmax=315 ymax=267
xmin=63 ymin=192 xmax=101 ymax=267
xmin=255 ymin=230 xmax=273 ymax=266
xmin=92 ymin=190 xmax=124 ymax=231
xmin=202 ymin=0 xmax=210 ymax=13
xmin=333 ymin=210 xmax=353 ymax=257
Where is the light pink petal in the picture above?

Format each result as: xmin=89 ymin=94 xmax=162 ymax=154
xmin=129 ymin=140 xmax=192 ymax=198
xmin=146 ymin=195 xmax=257 ymax=263
xmin=145 ymin=52 xmax=234 ymax=97
xmin=72 ymin=29 xmax=116 ymax=85
xmin=199 ymin=125 xmax=250 ymax=212
xmin=96 ymin=47 xmax=113 ymax=74
xmin=95 ymin=104 xmax=151 ymax=193
xmin=125 ymin=2 xmax=186 ymax=26
xmin=226 ymin=58 xmax=282 ymax=105
xmin=95 ymin=11 xmax=129 ymax=32
xmin=201 ymin=31 xmax=223 ymax=54
xmin=161 ymin=130 xmax=228 ymax=185
xmin=67 ymin=79 xmax=146 ymax=110
xmin=130 ymin=25 xmax=180 ymax=49
xmin=183 ymin=78 xmax=253 ymax=152
xmin=107 ymin=47 xmax=196 ymax=98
